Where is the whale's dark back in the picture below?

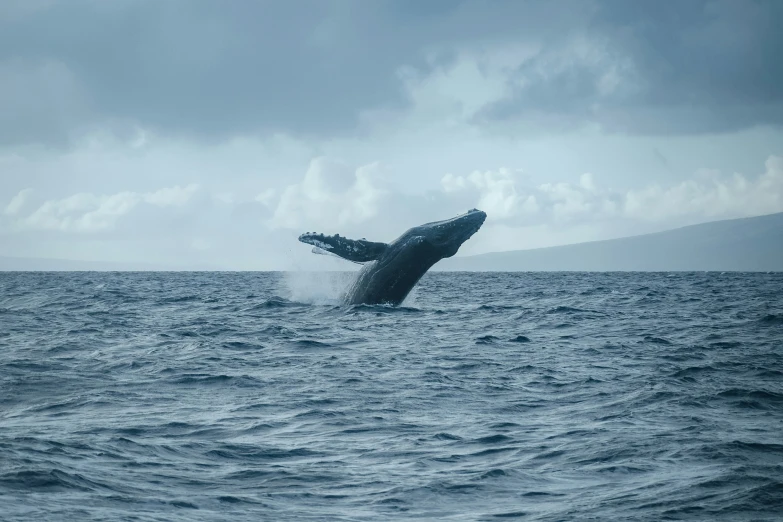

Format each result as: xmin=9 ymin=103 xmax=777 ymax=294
xmin=345 ymin=237 xmax=440 ymax=305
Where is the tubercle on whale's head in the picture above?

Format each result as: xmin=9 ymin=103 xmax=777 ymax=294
xmin=298 ymin=231 xmax=333 ymax=241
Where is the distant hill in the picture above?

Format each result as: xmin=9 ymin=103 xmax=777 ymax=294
xmin=4 ymin=213 xmax=781 ymax=272
xmin=439 ymin=212 xmax=783 ymax=272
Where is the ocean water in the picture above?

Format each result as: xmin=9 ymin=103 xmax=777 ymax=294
xmin=1 ymin=271 xmax=782 ymax=521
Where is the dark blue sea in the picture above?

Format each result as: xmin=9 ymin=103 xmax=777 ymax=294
xmin=1 ymin=272 xmax=782 ymax=521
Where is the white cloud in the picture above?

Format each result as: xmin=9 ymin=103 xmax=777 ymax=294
xmin=270 ymin=157 xmax=387 ymax=230
xmin=470 ymin=169 xmax=523 ymax=219
xmin=398 ymin=48 xmax=523 ymax=122
xmin=22 ymin=191 xmax=138 ymax=232
xmin=254 ymin=188 xmax=276 ymax=207
xmin=623 ymin=155 xmax=783 ymax=221
xmin=16 ymin=184 xmax=199 ymax=232
xmin=143 ymin=183 xmax=199 ymax=207
xmin=441 ymin=168 xmax=535 ymax=220
xmin=441 ymin=155 xmax=783 ymax=226
xmin=538 ymin=181 xmax=598 ymax=220
xmin=4 ymin=188 xmax=32 ymax=215
xmin=580 ymin=172 xmax=596 ymax=191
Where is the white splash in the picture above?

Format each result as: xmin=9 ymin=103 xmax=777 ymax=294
xmin=279 ymin=271 xmax=356 ymax=305
xmin=402 ymin=284 xmax=420 ymax=308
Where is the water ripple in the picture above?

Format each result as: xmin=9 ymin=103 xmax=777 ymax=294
xmin=0 ymin=271 xmax=781 ymax=520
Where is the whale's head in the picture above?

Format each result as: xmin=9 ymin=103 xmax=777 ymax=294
xmin=413 ymin=208 xmax=487 ymax=259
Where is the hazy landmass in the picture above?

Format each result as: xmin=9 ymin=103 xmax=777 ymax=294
xmin=3 ymin=213 xmax=781 ymax=272
xmin=439 ymin=212 xmax=783 ymax=272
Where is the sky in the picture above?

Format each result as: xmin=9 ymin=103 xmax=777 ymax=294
xmin=1 ymin=0 xmax=782 ymax=270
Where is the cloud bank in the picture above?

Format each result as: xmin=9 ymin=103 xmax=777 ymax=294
xmin=7 ymin=184 xmax=198 ymax=233
xmin=2 ymin=151 xmax=781 ymax=267
xmin=1 ymin=0 xmax=781 ymax=148
xmin=441 ymin=155 xmax=783 ymax=228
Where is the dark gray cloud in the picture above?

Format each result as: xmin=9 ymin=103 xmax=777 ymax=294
xmin=0 ymin=0 xmax=413 ymax=145
xmin=479 ymin=0 xmax=783 ymax=134
xmin=0 ymin=0 xmax=594 ymax=146
xmin=1 ymin=0 xmax=780 ymax=147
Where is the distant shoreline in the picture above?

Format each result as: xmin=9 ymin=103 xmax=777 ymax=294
xmin=3 ymin=211 xmax=782 ymax=272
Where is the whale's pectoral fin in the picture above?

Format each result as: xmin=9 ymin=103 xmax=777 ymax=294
xmin=298 ymin=233 xmax=388 ymax=262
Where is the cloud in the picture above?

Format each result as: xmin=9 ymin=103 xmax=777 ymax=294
xmin=270 ymin=157 xmax=387 ymax=230
xmin=472 ymin=35 xmax=641 ymax=129
xmin=442 ymin=169 xmax=536 ymax=219
xmin=624 ymin=155 xmax=783 ymax=221
xmin=442 ymin=155 xmax=783 ymax=226
xmin=143 ymin=184 xmax=199 ymax=207
xmin=1 ymin=0 xmax=781 ymax=148
xmin=254 ymin=189 xmax=276 ymax=207
xmin=0 ymin=59 xmax=89 ymax=147
xmin=396 ymin=46 xmax=533 ymax=124
xmin=15 ymin=183 xmax=199 ymax=232
xmin=0 ymin=0 xmax=420 ymax=147
xmin=4 ymin=188 xmax=32 ymax=215
xmin=472 ymin=1 xmax=783 ymax=135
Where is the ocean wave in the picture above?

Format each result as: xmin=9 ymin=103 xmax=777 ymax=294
xmin=1 ymin=271 xmax=781 ymax=520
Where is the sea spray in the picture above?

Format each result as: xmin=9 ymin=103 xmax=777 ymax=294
xmin=279 ymin=270 xmax=357 ymax=305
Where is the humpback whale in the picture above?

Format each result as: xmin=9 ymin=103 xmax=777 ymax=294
xmin=298 ymin=209 xmax=487 ymax=305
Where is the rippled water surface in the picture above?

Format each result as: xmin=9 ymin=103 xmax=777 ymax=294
xmin=1 ymin=271 xmax=782 ymax=521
